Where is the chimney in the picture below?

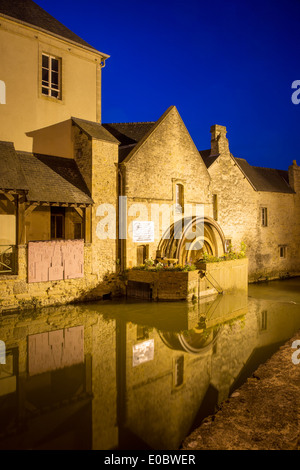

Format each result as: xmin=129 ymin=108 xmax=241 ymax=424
xmin=288 ymin=160 xmax=300 ymax=193
xmin=210 ymin=125 xmax=230 ymax=156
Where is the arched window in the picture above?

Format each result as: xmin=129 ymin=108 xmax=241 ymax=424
xmin=175 ymin=184 xmax=184 ymax=213
xmin=0 ymin=80 xmax=6 ymax=104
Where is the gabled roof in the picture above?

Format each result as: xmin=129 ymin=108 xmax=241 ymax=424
xmin=102 ymin=121 xmax=156 ymax=163
xmin=234 ymin=158 xmax=294 ymax=194
xmin=17 ymin=152 xmax=93 ymax=204
xmin=199 ymin=149 xmax=219 ymax=169
xmin=0 ymin=0 xmax=106 ymax=54
xmin=102 ymin=122 xmax=156 ymax=146
xmin=0 ymin=141 xmax=28 ymax=191
xmin=104 ymin=107 xmax=179 ymax=164
xmin=72 ymin=117 xmax=120 ymax=144
xmin=200 ymin=146 xmax=294 ymax=194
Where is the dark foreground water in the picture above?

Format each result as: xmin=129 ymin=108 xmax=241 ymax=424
xmin=0 ymin=277 xmax=300 ymax=450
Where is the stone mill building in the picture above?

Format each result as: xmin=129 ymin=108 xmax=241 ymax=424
xmin=0 ymin=0 xmax=299 ymax=311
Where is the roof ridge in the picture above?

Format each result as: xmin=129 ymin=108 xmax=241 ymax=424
xmin=16 ymin=150 xmax=74 ymax=161
xmin=252 ymin=164 xmax=287 ymax=172
xmin=72 ymin=116 xmax=101 ymax=125
xmin=234 ymin=158 xmax=288 ymax=173
xmin=0 ymin=0 xmax=107 ymax=55
xmin=103 ymin=121 xmax=156 ymax=125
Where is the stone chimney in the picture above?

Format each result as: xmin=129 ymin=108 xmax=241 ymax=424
xmin=210 ymin=125 xmax=230 ymax=156
xmin=288 ymin=160 xmax=300 ymax=193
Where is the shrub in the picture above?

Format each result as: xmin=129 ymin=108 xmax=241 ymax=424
xmin=201 ymin=242 xmax=247 ymax=263
xmin=131 ymin=263 xmax=197 ymax=272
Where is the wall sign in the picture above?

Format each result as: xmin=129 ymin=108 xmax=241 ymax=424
xmin=132 ymin=339 xmax=154 ymax=367
xmin=132 ymin=221 xmax=154 ymax=243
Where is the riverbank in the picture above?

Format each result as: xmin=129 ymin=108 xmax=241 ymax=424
xmin=181 ymin=329 xmax=300 ymax=450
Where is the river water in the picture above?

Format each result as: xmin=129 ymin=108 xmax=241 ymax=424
xmin=0 ymin=277 xmax=300 ymax=450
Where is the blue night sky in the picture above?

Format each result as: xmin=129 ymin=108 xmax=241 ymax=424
xmin=35 ymin=0 xmax=300 ymax=170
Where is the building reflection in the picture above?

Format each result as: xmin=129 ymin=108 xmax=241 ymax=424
xmin=0 ymin=282 xmax=300 ymax=450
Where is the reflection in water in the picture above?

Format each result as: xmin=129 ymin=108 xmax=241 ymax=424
xmin=0 ymin=278 xmax=300 ymax=449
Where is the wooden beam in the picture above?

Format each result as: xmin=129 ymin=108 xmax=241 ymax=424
xmin=85 ymin=205 xmax=92 ymax=243
xmin=25 ymin=202 xmax=39 ymax=217
xmin=74 ymin=206 xmax=83 ymax=218
xmin=1 ymin=192 xmax=15 ymax=203
xmin=17 ymin=195 xmax=26 ymax=245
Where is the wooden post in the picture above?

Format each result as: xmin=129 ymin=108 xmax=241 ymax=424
xmin=85 ymin=205 xmax=92 ymax=243
xmin=17 ymin=195 xmax=26 ymax=245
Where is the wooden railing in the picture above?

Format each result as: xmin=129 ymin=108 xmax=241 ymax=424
xmin=0 ymin=245 xmax=17 ymax=275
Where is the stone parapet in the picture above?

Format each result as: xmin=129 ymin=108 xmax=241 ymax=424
xmin=126 ymin=259 xmax=248 ymax=301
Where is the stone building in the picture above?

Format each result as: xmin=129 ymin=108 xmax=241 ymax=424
xmin=201 ymin=125 xmax=300 ymax=281
xmin=0 ymin=0 xmax=118 ymax=311
xmin=0 ymin=0 xmax=299 ymax=311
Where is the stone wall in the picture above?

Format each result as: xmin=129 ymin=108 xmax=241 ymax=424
xmin=126 ymin=258 xmax=248 ymax=301
xmin=0 ymin=244 xmax=120 ymax=313
xmin=74 ymin=126 xmax=119 ymax=279
xmin=127 ymin=270 xmax=200 ymax=301
xmin=197 ymin=258 xmax=249 ymax=294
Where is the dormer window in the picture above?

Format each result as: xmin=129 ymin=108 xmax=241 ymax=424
xmin=42 ymin=54 xmax=61 ymax=99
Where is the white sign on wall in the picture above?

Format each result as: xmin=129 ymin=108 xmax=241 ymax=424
xmin=132 ymin=221 xmax=154 ymax=243
xmin=132 ymin=339 xmax=154 ymax=367
xmin=0 ymin=81 xmax=6 ymax=104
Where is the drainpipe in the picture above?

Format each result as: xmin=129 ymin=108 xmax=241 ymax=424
xmin=96 ymin=57 xmax=106 ymax=124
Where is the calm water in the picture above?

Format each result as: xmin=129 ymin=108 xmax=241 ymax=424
xmin=0 ymin=278 xmax=300 ymax=450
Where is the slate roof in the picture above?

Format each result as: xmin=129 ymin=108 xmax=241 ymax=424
xmin=199 ymin=149 xmax=219 ymax=169
xmin=17 ymin=152 xmax=93 ymax=204
xmin=100 ymin=122 xmax=156 ymax=163
xmin=199 ymin=148 xmax=294 ymax=194
xmin=102 ymin=122 xmax=156 ymax=146
xmin=0 ymin=141 xmax=28 ymax=191
xmin=72 ymin=117 xmax=120 ymax=144
xmin=234 ymin=158 xmax=294 ymax=194
xmin=0 ymin=0 xmax=103 ymax=53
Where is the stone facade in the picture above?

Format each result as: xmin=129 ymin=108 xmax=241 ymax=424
xmin=121 ymin=106 xmax=214 ymax=268
xmin=208 ymin=126 xmax=300 ymax=281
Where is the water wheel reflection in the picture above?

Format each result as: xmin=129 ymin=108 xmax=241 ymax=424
xmin=158 ymin=324 xmax=222 ymax=354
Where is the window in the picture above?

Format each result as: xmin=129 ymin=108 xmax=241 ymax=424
xmin=175 ymin=184 xmax=184 ymax=214
xmin=279 ymin=245 xmax=287 ymax=259
xmin=137 ymin=245 xmax=148 ymax=265
xmin=213 ymin=194 xmax=218 ymax=220
xmin=42 ymin=54 xmax=61 ymax=99
xmin=260 ymin=310 xmax=268 ymax=331
xmin=74 ymin=223 xmax=82 ymax=240
xmin=173 ymin=356 xmax=184 ymax=388
xmin=261 ymin=207 xmax=268 ymax=227
xmin=51 ymin=208 xmax=65 ymax=239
